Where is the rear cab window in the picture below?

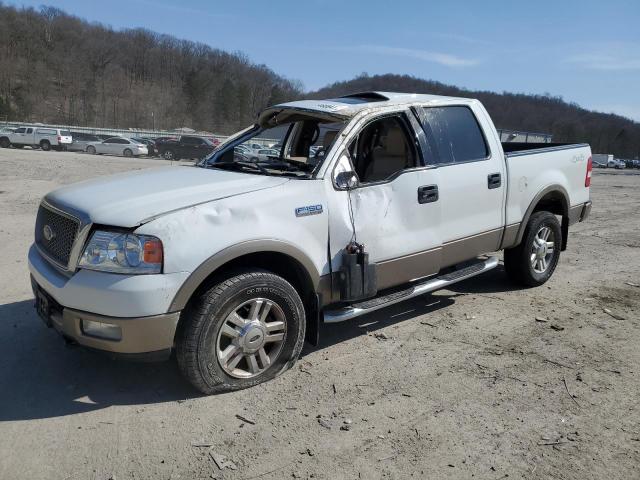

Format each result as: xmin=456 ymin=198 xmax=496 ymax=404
xmin=415 ymin=106 xmax=489 ymax=165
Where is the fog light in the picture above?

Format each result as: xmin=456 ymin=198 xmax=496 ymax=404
xmin=81 ymin=319 xmax=122 ymax=341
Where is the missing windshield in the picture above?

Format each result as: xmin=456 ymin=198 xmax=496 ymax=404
xmin=202 ymin=114 xmax=345 ymax=178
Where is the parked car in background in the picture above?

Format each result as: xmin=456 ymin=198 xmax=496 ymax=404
xmin=609 ymin=158 xmax=625 ymax=169
xmin=0 ymin=126 xmax=72 ymax=150
xmin=156 ymin=135 xmax=216 ymax=160
xmin=131 ymin=137 xmax=158 ymax=157
xmin=254 ymin=148 xmax=279 ymax=162
xmin=0 ymin=126 xmax=16 ymax=134
xmin=86 ymin=137 xmax=148 ymax=157
xmin=68 ymin=132 xmax=101 ymax=152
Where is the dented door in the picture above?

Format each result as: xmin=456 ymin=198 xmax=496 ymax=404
xmin=328 ymin=168 xmax=442 ymax=291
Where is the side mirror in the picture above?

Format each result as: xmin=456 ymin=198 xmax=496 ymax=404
xmin=335 ymin=171 xmax=359 ymax=190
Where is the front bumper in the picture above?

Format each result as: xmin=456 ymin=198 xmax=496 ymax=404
xmin=28 ymin=244 xmax=187 ymax=357
xmin=33 ymin=282 xmax=179 ymax=357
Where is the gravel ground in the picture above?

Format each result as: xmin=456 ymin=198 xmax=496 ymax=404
xmin=0 ymin=149 xmax=638 ymax=480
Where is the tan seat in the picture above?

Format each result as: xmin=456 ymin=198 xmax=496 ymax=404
xmin=363 ymin=127 xmax=408 ymax=182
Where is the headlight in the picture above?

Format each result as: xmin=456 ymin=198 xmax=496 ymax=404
xmin=78 ymin=231 xmax=163 ymax=274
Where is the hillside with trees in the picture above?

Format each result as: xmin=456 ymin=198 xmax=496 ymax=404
xmin=0 ymin=3 xmax=302 ymax=133
xmin=1 ymin=4 xmax=638 ymax=157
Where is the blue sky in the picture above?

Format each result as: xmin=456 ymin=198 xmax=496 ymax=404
xmin=9 ymin=0 xmax=640 ymax=120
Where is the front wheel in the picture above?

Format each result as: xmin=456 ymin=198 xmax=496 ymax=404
xmin=86 ymin=145 xmax=96 ymax=154
xmin=163 ymin=150 xmax=175 ymax=160
xmin=504 ymin=211 xmax=562 ymax=287
xmin=176 ymin=270 xmax=306 ymax=394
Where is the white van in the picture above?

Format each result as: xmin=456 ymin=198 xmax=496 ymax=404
xmin=0 ymin=126 xmax=73 ymax=151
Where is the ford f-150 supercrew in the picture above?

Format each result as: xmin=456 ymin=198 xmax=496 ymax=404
xmin=28 ymin=92 xmax=592 ymax=393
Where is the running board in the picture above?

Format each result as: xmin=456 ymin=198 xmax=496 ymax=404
xmin=323 ymin=256 xmax=499 ymax=323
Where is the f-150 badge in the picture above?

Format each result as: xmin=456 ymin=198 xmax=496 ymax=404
xmin=295 ymin=205 xmax=323 ymax=217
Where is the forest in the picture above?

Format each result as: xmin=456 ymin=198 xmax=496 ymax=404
xmin=1 ymin=4 xmax=638 ymax=157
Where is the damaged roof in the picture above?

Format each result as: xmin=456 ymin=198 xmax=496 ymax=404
xmin=267 ymin=91 xmax=475 ymax=119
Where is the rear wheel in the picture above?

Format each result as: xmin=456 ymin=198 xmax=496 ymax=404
xmin=176 ymin=270 xmax=306 ymax=394
xmin=86 ymin=145 xmax=96 ymax=154
xmin=123 ymin=148 xmax=133 ymax=158
xmin=504 ymin=211 xmax=562 ymax=287
xmin=163 ymin=150 xmax=176 ymax=160
xmin=40 ymin=140 xmax=51 ymax=151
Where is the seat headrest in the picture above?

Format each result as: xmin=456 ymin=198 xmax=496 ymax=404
xmin=384 ymin=127 xmax=407 ymax=156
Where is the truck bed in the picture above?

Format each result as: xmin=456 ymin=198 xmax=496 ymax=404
xmin=503 ymin=142 xmax=591 ymax=228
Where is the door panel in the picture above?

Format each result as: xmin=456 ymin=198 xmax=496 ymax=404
xmin=329 ymin=169 xmax=442 ymax=291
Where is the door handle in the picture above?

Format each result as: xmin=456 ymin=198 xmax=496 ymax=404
xmin=488 ymin=173 xmax=502 ymax=189
xmin=418 ymin=184 xmax=439 ymax=204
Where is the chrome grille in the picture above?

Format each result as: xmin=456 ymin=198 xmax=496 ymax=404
xmin=35 ymin=204 xmax=80 ymax=268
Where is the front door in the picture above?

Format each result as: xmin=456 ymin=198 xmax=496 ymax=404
xmin=329 ymin=111 xmax=442 ymax=290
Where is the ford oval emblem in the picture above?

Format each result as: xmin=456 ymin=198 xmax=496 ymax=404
xmin=43 ymin=224 xmax=56 ymax=241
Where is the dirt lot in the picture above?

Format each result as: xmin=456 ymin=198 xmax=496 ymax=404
xmin=0 ymin=148 xmax=638 ymax=480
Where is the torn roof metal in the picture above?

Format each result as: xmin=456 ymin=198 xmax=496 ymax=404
xmin=259 ymin=91 xmax=476 ymax=126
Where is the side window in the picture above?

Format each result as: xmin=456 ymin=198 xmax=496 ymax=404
xmin=26 ymin=128 xmax=33 ymax=134
xmin=14 ymin=128 xmax=25 ymax=134
xmin=418 ymin=106 xmax=488 ymax=164
xmin=350 ymin=115 xmax=418 ymax=184
xmin=104 ymin=138 xmax=118 ymax=143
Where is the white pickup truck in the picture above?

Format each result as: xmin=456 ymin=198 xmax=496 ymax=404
xmin=28 ymin=92 xmax=592 ymax=393
xmin=0 ymin=126 xmax=73 ymax=151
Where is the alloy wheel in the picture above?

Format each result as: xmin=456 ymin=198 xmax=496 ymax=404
xmin=530 ymin=226 xmax=555 ymax=273
xmin=216 ymin=298 xmax=286 ymax=379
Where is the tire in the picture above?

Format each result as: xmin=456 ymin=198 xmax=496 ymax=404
xmin=504 ymin=211 xmax=562 ymax=287
xmin=0 ymin=137 xmax=9 ymax=148
xmin=40 ymin=140 xmax=51 ymax=151
xmin=163 ymin=150 xmax=175 ymax=160
xmin=123 ymin=148 xmax=133 ymax=158
xmin=86 ymin=145 xmax=96 ymax=154
xmin=176 ymin=269 xmax=306 ymax=394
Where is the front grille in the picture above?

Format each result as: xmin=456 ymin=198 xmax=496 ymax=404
xmin=35 ymin=204 xmax=80 ymax=267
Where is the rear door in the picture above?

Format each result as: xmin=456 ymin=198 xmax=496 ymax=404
xmin=413 ymin=104 xmax=505 ymax=267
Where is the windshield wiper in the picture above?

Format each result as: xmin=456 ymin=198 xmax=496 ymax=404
xmin=207 ymin=161 xmax=270 ymax=175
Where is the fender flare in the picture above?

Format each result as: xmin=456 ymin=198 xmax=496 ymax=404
xmin=514 ymin=184 xmax=569 ymax=246
xmin=169 ymin=239 xmax=321 ymax=312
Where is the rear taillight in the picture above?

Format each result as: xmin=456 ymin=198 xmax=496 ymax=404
xmin=585 ymin=156 xmax=592 ymax=187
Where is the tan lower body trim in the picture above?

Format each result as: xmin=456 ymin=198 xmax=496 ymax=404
xmin=441 ymin=228 xmax=503 ymax=268
xmin=51 ymin=308 xmax=180 ymax=354
xmin=374 ymin=228 xmax=503 ymax=290
xmin=500 ymin=223 xmax=521 ymax=249
xmin=376 ymin=247 xmax=441 ymax=290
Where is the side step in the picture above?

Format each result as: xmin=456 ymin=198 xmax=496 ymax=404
xmin=323 ymin=256 xmax=499 ymax=323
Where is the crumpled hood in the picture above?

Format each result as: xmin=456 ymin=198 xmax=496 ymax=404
xmin=46 ymin=165 xmax=289 ymax=227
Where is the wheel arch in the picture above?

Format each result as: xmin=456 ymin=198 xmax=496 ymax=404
xmin=514 ymin=185 xmax=570 ymax=249
xmin=169 ymin=239 xmax=322 ymax=314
